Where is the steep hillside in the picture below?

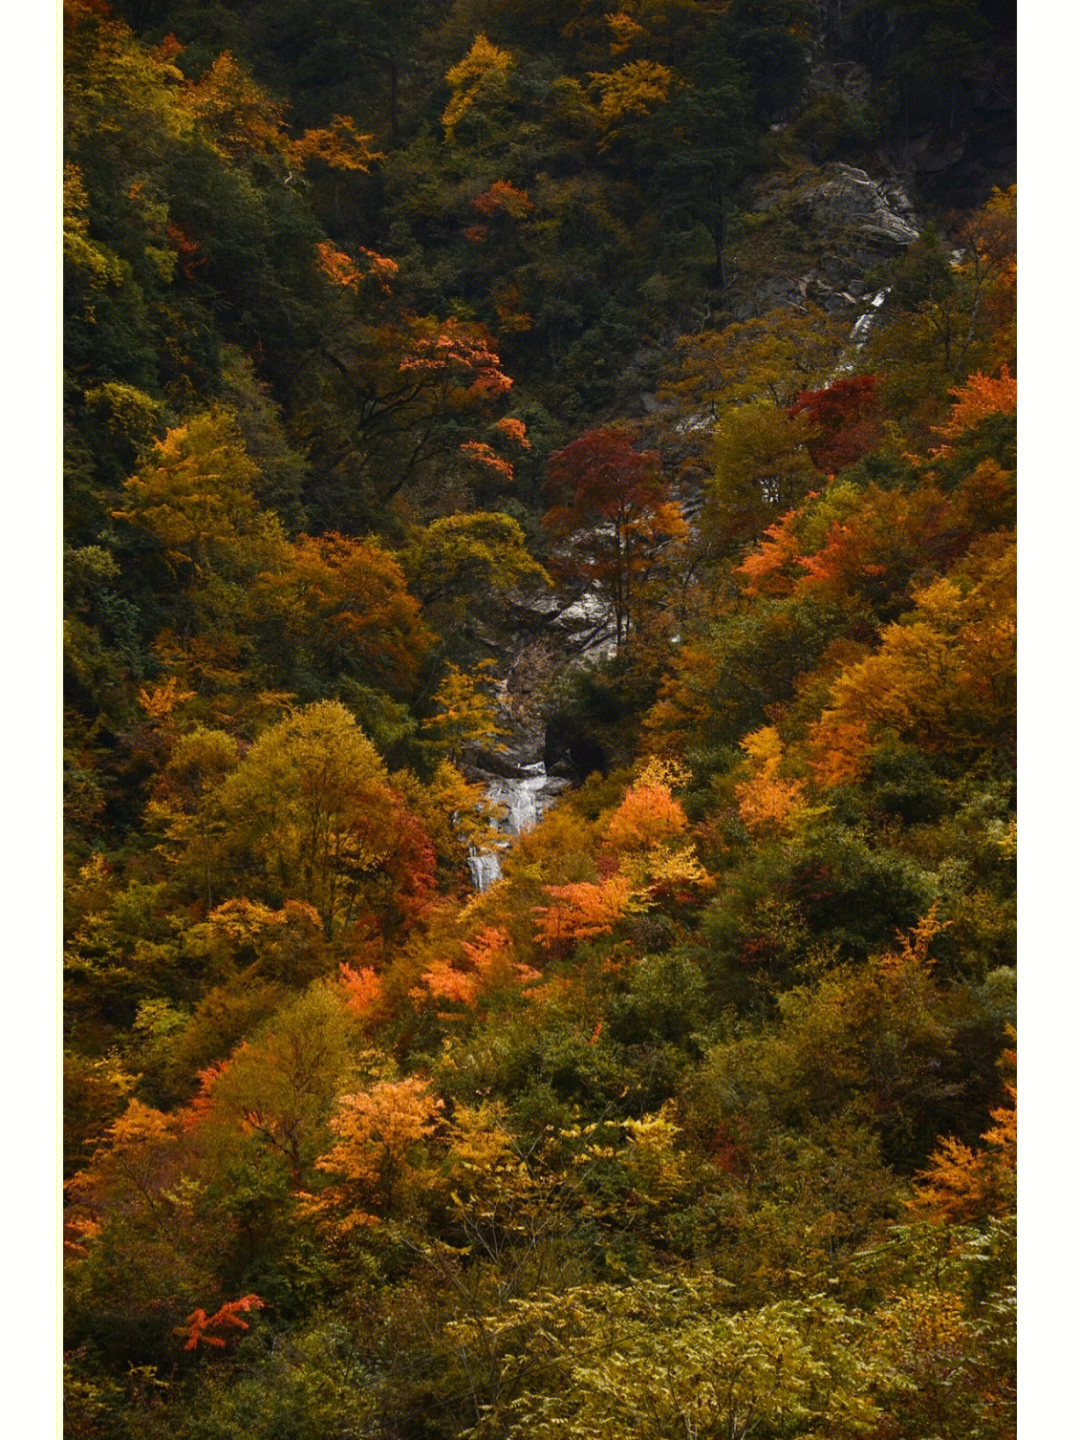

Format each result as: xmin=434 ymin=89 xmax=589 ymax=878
xmin=64 ymin=4 xmax=1016 ymax=1436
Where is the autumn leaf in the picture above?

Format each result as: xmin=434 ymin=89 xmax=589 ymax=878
xmin=908 ymin=1083 xmax=1016 ymax=1222
xmin=181 ymin=52 xmax=291 ymax=165
xmin=734 ymin=726 xmax=812 ymax=836
xmin=315 ymin=240 xmax=399 ymax=293
xmin=470 ymin=179 xmax=533 ymax=219
xmin=789 ymin=374 xmax=883 ymax=474
xmin=459 ymin=440 xmax=514 ymax=483
xmin=588 ymin=60 xmax=674 ymax=124
xmin=339 ymin=963 xmax=385 ymax=1024
xmin=180 ymin=1294 xmax=265 ymax=1351
xmin=734 ymin=507 xmax=808 ymax=598
xmin=494 ymin=416 xmax=530 ymax=449
xmin=604 ymin=764 xmax=690 ymax=857
xmin=315 ymin=1077 xmax=444 ymax=1224
xmin=931 ymin=365 xmax=1017 ymax=454
xmin=544 ymin=428 xmax=687 ymax=646
xmin=421 ymin=659 xmax=511 ymax=762
xmin=442 ymin=33 xmax=515 ymax=139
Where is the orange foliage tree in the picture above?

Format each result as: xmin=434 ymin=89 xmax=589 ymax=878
xmin=533 ymin=876 xmax=637 ymax=958
xmin=338 ymin=962 xmax=386 ymax=1027
xmin=733 ymin=505 xmax=809 ymax=599
xmin=291 ymin=115 xmax=382 ymax=173
xmin=410 ymin=925 xmax=540 ymax=1017
xmin=65 ymin=1099 xmax=186 ymax=1236
xmin=931 ymin=365 xmax=1017 ymax=456
xmin=315 ymin=1077 xmax=445 ymax=1224
xmin=734 ymin=727 xmax=812 ymax=837
xmin=254 ymin=530 xmax=433 ymax=698
xmin=789 ymin=482 xmax=963 ymax=617
xmin=180 ymin=1294 xmax=265 ymax=1351
xmin=468 ymin=179 xmax=534 ymax=241
xmin=600 ymin=758 xmax=711 ymax=902
xmin=908 ymin=1037 xmax=1016 ymax=1223
xmin=181 ymin=51 xmax=292 ymax=166
xmin=308 ymin=247 xmax=519 ymax=510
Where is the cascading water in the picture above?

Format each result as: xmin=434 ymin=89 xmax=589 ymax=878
xmin=490 ymin=761 xmax=549 ymax=833
xmin=831 ymin=287 xmax=892 ymax=376
xmin=849 ymin=287 xmax=889 ymax=347
xmin=466 ymin=849 xmax=503 ymax=891
xmin=467 ymin=761 xmax=566 ymax=891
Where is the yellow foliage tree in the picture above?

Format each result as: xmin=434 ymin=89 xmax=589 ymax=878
xmin=734 ymin=726 xmax=814 ymax=836
xmin=181 ymin=51 xmax=292 ymax=165
xmin=810 ymin=538 xmax=1015 ymax=782
xmin=421 ymin=660 xmax=510 ymax=762
xmin=209 ymin=701 xmax=422 ymax=940
xmin=291 ymin=115 xmax=382 ymax=172
xmin=189 ymin=981 xmax=354 ymax=1186
xmin=116 ymin=409 xmax=277 ymax=581
xmin=442 ymin=33 xmax=515 ymax=140
xmin=145 ymin=726 xmax=239 ymax=910
xmin=589 ymin=59 xmax=674 ymax=124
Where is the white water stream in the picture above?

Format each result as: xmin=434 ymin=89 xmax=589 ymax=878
xmin=848 ymin=286 xmax=889 ymax=347
xmin=467 ymin=761 xmax=565 ymax=891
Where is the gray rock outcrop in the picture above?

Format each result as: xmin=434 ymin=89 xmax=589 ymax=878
xmin=790 ymin=163 xmax=920 ymax=248
xmin=729 ymin=160 xmax=921 ymax=320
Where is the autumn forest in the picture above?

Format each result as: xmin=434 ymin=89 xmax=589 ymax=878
xmin=62 ymin=2 xmax=1017 ymax=1436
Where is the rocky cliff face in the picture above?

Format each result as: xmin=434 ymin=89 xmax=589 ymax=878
xmin=729 ymin=160 xmax=920 ymax=321
xmin=786 ymin=163 xmax=920 ymax=249
xmin=463 ymin=155 xmax=927 ymax=797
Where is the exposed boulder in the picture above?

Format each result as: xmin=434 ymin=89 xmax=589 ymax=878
xmin=788 ymin=163 xmax=920 ymax=247
xmin=728 ymin=160 xmax=920 ymax=320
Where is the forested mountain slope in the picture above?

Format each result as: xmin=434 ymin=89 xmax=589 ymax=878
xmin=64 ymin=3 xmax=1016 ymax=1435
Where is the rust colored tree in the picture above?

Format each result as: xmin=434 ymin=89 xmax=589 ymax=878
xmin=543 ymin=428 xmax=687 ymax=647
xmin=788 ymin=374 xmax=882 ymax=475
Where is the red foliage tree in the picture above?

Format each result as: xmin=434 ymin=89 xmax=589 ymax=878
xmin=789 ymin=374 xmax=882 ymax=475
xmin=543 ymin=428 xmax=687 ymax=646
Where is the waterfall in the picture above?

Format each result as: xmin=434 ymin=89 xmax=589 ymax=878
xmin=467 ymin=849 xmax=504 ymax=891
xmin=849 ymin=287 xmax=889 ymax=348
xmin=467 ymin=761 xmax=565 ymax=891
xmin=489 ymin=762 xmax=550 ymax=836
xmin=831 ymin=287 xmax=890 ymax=377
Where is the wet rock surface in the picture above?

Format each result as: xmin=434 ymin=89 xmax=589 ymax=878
xmin=459 ymin=581 xmax=615 ymax=886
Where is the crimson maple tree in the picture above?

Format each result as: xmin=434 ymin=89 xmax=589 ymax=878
xmin=543 ymin=428 xmax=687 ymax=646
xmin=788 ymin=374 xmax=882 ymax=475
